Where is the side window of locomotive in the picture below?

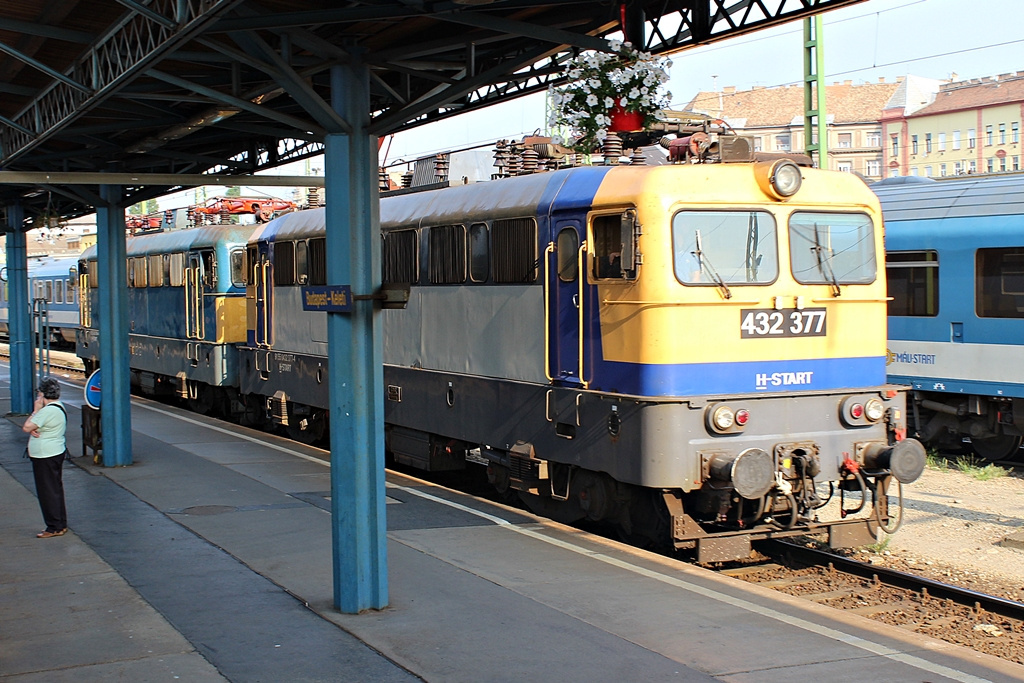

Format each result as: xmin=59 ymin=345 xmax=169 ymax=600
xmin=199 ymin=250 xmax=216 ymax=288
xmin=592 ymin=214 xmax=622 ymax=279
xmin=492 ymin=217 xmax=538 ymax=283
xmin=672 ymin=210 xmax=779 ymax=285
xmin=273 ymin=241 xmax=295 ymax=286
xmin=428 ymin=225 xmax=467 ymax=284
xmin=245 ymin=246 xmax=258 ymax=286
xmin=789 ymin=212 xmax=876 ymax=285
xmin=976 ymin=248 xmax=1024 ymax=318
xmin=230 ymin=249 xmax=245 ymax=288
xmin=382 ymin=229 xmax=419 ymax=284
xmin=886 ymin=250 xmax=938 ymax=317
xmin=557 ymin=228 xmax=579 ymax=282
xmin=130 ymin=257 xmax=148 ymax=287
xmin=169 ymin=253 xmax=185 ymax=287
xmin=88 ymin=260 xmax=99 ymax=288
xmin=469 ymin=223 xmax=489 ymax=283
xmin=308 ymin=238 xmax=327 ymax=286
xmin=147 ymin=254 xmax=165 ymax=287
xmin=295 ymin=240 xmax=309 ymax=285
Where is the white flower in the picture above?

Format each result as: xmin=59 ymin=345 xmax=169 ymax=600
xmin=551 ymin=134 xmax=564 ymax=145
xmin=589 ymin=78 xmax=601 ymax=89
xmin=608 ymin=39 xmax=623 ymax=52
xmin=586 ymin=94 xmax=599 ymax=107
xmin=629 ymin=87 xmax=641 ymax=99
xmin=619 ymin=97 xmax=629 ymax=107
xmin=603 ymin=96 xmax=615 ymax=109
xmin=596 ymin=128 xmax=608 ymax=141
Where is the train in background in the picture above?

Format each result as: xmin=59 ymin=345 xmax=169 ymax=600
xmin=877 ymin=173 xmax=1024 ymax=462
xmin=77 ymin=134 xmax=925 ymax=562
xmin=0 ymin=255 xmax=80 ymax=347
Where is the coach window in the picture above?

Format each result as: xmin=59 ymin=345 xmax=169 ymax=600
xmin=491 ymin=218 xmax=538 ymax=283
xmin=273 ymin=241 xmax=295 ymax=285
xmin=789 ymin=212 xmax=875 ymax=288
xmin=230 ymin=249 xmax=245 ymax=287
xmin=886 ymin=251 xmax=938 ymax=316
xmin=308 ymin=238 xmax=327 ymax=285
xmin=977 ymin=248 xmax=1024 ymax=318
xmin=295 ymin=240 xmax=309 ymax=284
xmin=55 ymin=279 xmax=64 ymax=304
xmin=169 ymin=253 xmax=185 ymax=287
xmin=673 ymin=210 xmax=779 ymax=286
xmin=469 ymin=223 xmax=489 ymax=283
xmin=557 ymin=228 xmax=578 ymax=282
xmin=383 ymin=229 xmax=419 ymax=284
xmin=429 ymin=225 xmax=466 ymax=284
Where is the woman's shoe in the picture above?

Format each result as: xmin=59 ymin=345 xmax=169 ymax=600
xmin=36 ymin=528 xmax=67 ymax=538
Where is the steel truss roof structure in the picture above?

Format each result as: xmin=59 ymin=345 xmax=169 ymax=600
xmin=0 ymin=0 xmax=865 ymax=222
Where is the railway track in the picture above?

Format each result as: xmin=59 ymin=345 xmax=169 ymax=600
xmin=0 ymin=343 xmax=85 ymax=377
xmin=721 ymin=540 xmax=1024 ymax=663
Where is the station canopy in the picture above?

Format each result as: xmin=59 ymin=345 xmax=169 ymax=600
xmin=0 ymin=0 xmax=865 ymax=221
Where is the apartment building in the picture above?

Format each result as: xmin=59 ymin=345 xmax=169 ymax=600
xmin=683 ymin=79 xmax=901 ymax=180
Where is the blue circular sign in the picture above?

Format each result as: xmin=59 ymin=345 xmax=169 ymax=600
xmin=84 ymin=368 xmax=101 ymax=410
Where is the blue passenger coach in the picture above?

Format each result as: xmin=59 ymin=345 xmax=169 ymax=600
xmin=877 ymin=174 xmax=1024 ymax=461
xmin=0 ymin=255 xmax=79 ymax=346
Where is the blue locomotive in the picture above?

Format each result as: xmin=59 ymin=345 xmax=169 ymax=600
xmin=77 ymin=148 xmax=926 ymax=561
xmin=0 ymin=255 xmax=80 ymax=347
xmin=877 ymin=173 xmax=1024 ymax=461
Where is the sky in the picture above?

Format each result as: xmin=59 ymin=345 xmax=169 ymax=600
xmin=159 ymin=0 xmax=1023 ymax=210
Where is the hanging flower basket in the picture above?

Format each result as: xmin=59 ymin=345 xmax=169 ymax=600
xmin=548 ymin=41 xmax=672 ymax=153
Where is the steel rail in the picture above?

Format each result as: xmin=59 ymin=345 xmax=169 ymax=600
xmin=765 ymin=539 xmax=1024 ymax=622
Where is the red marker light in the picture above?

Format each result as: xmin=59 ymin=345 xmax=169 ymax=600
xmin=735 ymin=409 xmax=750 ymax=426
xmin=851 ymin=403 xmax=865 ymax=419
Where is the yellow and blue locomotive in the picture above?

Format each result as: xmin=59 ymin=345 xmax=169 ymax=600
xmin=238 ymin=142 xmax=925 ymax=561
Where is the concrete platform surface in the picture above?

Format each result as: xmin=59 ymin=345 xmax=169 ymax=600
xmin=3 ymin=371 xmax=1024 ymax=683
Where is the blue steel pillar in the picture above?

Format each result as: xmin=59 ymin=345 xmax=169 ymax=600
xmin=5 ymin=203 xmax=32 ymax=414
xmin=326 ymin=60 xmax=388 ymax=612
xmin=96 ymin=184 xmax=132 ymax=466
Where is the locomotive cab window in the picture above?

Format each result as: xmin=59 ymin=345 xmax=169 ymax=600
xmin=887 ymin=250 xmax=938 ymax=317
xmin=230 ymin=249 xmax=245 ymax=287
xmin=789 ymin=212 xmax=876 ymax=286
xmin=199 ymin=250 xmax=216 ymax=288
xmin=672 ymin=210 xmax=779 ymax=285
xmin=592 ymin=214 xmax=624 ymax=279
xmin=977 ymin=248 xmax=1024 ymax=318
xmin=557 ymin=228 xmax=579 ymax=282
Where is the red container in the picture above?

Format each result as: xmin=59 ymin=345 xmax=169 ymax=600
xmin=608 ymin=102 xmax=644 ymax=132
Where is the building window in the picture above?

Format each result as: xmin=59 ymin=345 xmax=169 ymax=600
xmin=752 ymin=137 xmax=762 ymax=152
xmin=952 ymin=130 xmax=961 ymax=150
xmin=889 ymin=168 xmax=899 ymax=178
xmin=987 ymin=125 xmax=994 ymax=145
xmin=910 ymin=167 xmax=919 ymax=176
xmin=970 ymin=160 xmax=977 ymax=174
xmin=1014 ymin=156 xmax=1020 ymax=172
xmin=866 ymin=132 xmax=881 ymax=146
xmin=837 ymin=161 xmax=852 ymax=173
xmin=968 ymin=128 xmax=976 ymax=148
xmin=924 ymin=165 xmax=933 ymax=177
xmin=1013 ymin=122 xmax=1020 ymax=144
xmin=925 ymin=133 xmax=932 ymax=153
xmin=886 ymin=250 xmax=938 ymax=317
xmin=1000 ymin=123 xmax=1006 ymax=144
xmin=1000 ymin=156 xmax=1007 ymax=172
xmin=911 ymin=135 xmax=918 ymax=154
xmin=938 ymin=132 xmax=946 ymax=152
xmin=954 ymin=161 xmax=963 ymax=175
xmin=866 ymin=159 xmax=881 ymax=176
xmin=775 ymin=134 xmax=791 ymax=151
xmin=940 ymin=163 xmax=947 ymax=177
xmin=987 ymin=158 xmax=995 ymax=173
xmin=890 ymin=135 xmax=899 ymax=156
xmin=837 ymin=133 xmax=852 ymax=148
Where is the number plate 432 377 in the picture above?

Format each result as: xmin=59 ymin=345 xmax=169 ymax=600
xmin=740 ymin=308 xmax=827 ymax=338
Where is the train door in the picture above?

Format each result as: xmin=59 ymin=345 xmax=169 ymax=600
xmin=184 ymin=253 xmax=205 ymax=340
xmin=548 ymin=220 xmax=586 ymax=386
xmin=252 ymin=241 xmax=273 ymax=348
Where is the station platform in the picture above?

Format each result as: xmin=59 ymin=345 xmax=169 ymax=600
xmin=3 ymin=371 xmax=1023 ymax=683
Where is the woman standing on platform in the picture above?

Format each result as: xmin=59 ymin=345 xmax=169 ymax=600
xmin=23 ymin=377 xmax=69 ymax=539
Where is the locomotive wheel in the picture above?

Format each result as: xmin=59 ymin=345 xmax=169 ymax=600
xmin=971 ymin=434 xmax=1023 ymax=462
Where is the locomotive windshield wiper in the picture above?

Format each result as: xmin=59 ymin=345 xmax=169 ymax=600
xmin=692 ymin=229 xmax=732 ymax=299
xmin=811 ymin=222 xmax=842 ymax=297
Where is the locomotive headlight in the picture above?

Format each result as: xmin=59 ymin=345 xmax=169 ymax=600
xmin=713 ymin=406 xmax=735 ymax=430
xmin=754 ymin=159 xmax=803 ymax=200
xmin=865 ymin=398 xmax=885 ymax=422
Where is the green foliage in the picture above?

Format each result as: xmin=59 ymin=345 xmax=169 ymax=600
xmin=926 ymin=449 xmax=1008 ymax=480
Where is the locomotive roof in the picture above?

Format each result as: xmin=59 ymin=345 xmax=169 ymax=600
xmin=872 ymin=173 xmax=1024 ymax=221
xmin=79 ymin=224 xmax=258 ymax=259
